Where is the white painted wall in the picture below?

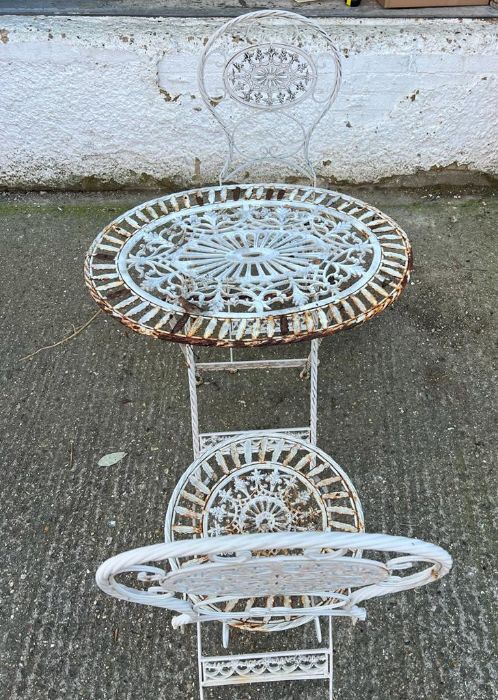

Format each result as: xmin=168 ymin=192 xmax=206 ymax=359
xmin=0 ymin=15 xmax=496 ymax=188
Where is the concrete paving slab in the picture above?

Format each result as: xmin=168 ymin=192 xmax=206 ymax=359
xmin=0 ymin=187 xmax=496 ymax=700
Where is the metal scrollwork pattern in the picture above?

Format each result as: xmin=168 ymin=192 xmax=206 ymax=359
xmin=164 ymin=432 xmax=364 ymax=631
xmin=96 ymin=531 xmax=453 ymax=630
xmin=118 ymin=200 xmax=379 ymax=317
xmin=166 ymin=433 xmax=363 ymax=541
xmin=224 ymin=44 xmax=316 ymax=109
xmin=198 ymin=10 xmax=343 ymax=183
xmin=165 ymin=557 xmax=389 ymax=598
xmin=202 ymin=651 xmax=329 ymax=684
xmin=204 ymin=465 xmax=326 ymax=537
xmin=84 ymin=184 xmax=412 ymax=348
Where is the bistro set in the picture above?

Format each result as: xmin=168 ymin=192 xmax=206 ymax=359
xmin=85 ymin=10 xmax=452 ymax=699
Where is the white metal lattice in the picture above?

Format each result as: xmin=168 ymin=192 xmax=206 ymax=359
xmin=95 ymin=429 xmax=452 ymax=698
xmin=96 ymin=531 xmax=452 ymax=627
xmin=96 ymin=531 xmax=452 ymax=698
xmin=118 ymin=199 xmax=382 ymax=317
xmin=165 ymin=432 xmax=364 ymax=631
xmin=85 ymin=184 xmax=412 ymax=348
xmin=198 ymin=10 xmax=342 ymax=184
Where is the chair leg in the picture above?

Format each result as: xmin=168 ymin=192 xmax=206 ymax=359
xmin=196 ymin=618 xmax=334 ymax=695
xmin=328 ymin=617 xmax=334 ymax=700
xmin=196 ymin=622 xmax=205 ymax=700
xmin=181 ymin=337 xmax=322 ymax=456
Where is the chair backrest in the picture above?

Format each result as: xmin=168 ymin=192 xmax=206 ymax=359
xmin=198 ymin=10 xmax=342 ymax=185
xmin=96 ymin=531 xmax=452 ymax=628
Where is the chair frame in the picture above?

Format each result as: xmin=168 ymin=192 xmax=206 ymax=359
xmin=179 ymin=338 xmax=321 ymax=458
xmin=195 ymin=617 xmax=335 ymax=698
xmin=164 ymin=431 xmax=365 ymax=634
xmin=198 ymin=10 xmax=342 ymax=186
xmin=96 ymin=531 xmax=452 ymax=699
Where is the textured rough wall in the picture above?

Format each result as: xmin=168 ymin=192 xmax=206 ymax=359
xmin=0 ymin=15 xmax=496 ymax=189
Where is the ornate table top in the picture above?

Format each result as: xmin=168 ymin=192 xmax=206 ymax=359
xmin=85 ymin=184 xmax=412 ymax=347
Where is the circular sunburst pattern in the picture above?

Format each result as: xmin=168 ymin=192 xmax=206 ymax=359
xmin=240 ymin=496 xmax=293 ymax=533
xmin=204 ymin=465 xmax=327 ymax=537
xmin=84 ymin=184 xmax=412 ymax=347
xmin=223 ymin=44 xmax=316 ymax=109
xmin=117 ymin=201 xmax=381 ymax=317
xmin=165 ymin=432 xmax=364 ymax=631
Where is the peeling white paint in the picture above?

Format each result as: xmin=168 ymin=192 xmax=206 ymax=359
xmin=0 ymin=15 xmax=496 ymax=188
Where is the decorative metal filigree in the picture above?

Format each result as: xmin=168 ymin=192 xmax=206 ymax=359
xmin=118 ymin=201 xmax=379 ymax=317
xmin=199 ymin=428 xmax=311 ymax=452
xmin=202 ymin=651 xmax=329 ymax=683
xmin=198 ymin=10 xmax=342 ymax=183
xmin=166 ymin=556 xmax=389 ymax=598
xmin=96 ymin=528 xmax=452 ymax=699
xmin=90 ymin=11 xmax=430 ymax=700
xmin=96 ymin=531 xmax=453 ymax=626
xmin=167 ymin=433 xmax=363 ymax=543
xmin=85 ymin=184 xmax=411 ymax=347
xmin=165 ymin=432 xmax=364 ymax=631
xmin=205 ymin=465 xmax=326 ymax=537
xmin=223 ymin=44 xmax=316 ymax=109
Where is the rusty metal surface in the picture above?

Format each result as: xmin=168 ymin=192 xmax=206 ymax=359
xmin=84 ymin=184 xmax=412 ymax=348
xmin=164 ymin=431 xmax=364 ymax=632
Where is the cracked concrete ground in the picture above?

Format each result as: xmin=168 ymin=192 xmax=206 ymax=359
xmin=0 ymin=187 xmax=496 ymax=700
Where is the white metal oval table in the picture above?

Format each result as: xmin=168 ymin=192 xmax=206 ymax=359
xmin=85 ymin=183 xmax=411 ymax=348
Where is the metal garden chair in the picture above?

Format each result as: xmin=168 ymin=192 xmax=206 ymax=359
xmin=96 ymin=433 xmax=452 ymax=699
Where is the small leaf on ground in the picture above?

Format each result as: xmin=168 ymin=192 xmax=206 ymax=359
xmin=98 ymin=451 xmax=127 ymax=467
